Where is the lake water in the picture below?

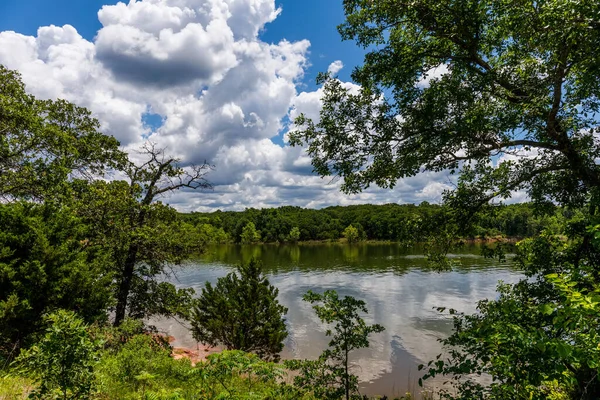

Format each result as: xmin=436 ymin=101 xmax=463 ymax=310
xmin=153 ymin=243 xmax=522 ymax=397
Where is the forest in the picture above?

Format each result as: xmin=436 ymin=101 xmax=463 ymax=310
xmin=180 ymin=202 xmax=570 ymax=244
xmin=2 ymin=0 xmax=600 ymax=399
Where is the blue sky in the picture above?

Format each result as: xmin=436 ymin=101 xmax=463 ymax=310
xmin=0 ymin=0 xmax=454 ymax=211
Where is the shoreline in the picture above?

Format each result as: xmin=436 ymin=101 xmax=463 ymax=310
xmin=201 ymin=236 xmax=522 ymax=247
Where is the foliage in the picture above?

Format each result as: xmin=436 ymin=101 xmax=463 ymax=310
xmin=0 ymin=65 xmax=124 ymax=201
xmin=187 ymin=223 xmax=230 ymax=246
xmin=287 ymin=290 xmax=384 ymax=400
xmin=197 ymin=350 xmax=308 ymax=399
xmin=96 ymin=332 xmax=309 ymax=400
xmin=70 ymin=143 xmax=212 ymax=326
xmin=14 ymin=310 xmax=100 ymax=399
xmin=240 ymin=222 xmax=262 ymax=244
xmin=182 ymin=202 xmax=557 ymax=244
xmin=289 ymin=0 xmax=600 ymax=210
xmin=342 ymin=225 xmax=360 ymax=243
xmin=420 ymin=209 xmax=600 ymax=399
xmin=288 ymin=226 xmax=301 ymax=243
xmin=95 ymin=332 xmax=180 ymax=398
xmin=190 ymin=259 xmax=288 ymax=361
xmin=284 ymin=0 xmax=600 ymax=398
xmin=0 ymin=202 xmax=112 ymax=356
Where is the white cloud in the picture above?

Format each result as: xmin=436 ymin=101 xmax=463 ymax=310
xmin=0 ymin=0 xmax=458 ymax=211
xmin=417 ymin=63 xmax=449 ymax=88
xmin=327 ymin=59 xmax=343 ymax=75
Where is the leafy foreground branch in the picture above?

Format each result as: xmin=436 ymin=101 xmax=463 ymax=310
xmin=286 ymin=290 xmax=385 ymax=400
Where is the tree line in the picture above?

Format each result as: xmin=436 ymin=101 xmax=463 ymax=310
xmin=180 ymin=202 xmax=572 ymax=244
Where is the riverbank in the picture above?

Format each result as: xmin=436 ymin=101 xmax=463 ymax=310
xmin=208 ymin=235 xmax=522 ymax=246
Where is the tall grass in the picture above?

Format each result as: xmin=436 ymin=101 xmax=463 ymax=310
xmin=0 ymin=374 xmax=33 ymax=400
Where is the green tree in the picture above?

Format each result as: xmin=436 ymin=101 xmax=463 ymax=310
xmin=342 ymin=225 xmax=360 ymax=243
xmin=190 ymin=259 xmax=288 ymax=361
xmin=290 ymin=0 xmax=600 ymax=209
xmin=15 ymin=310 xmax=100 ymax=399
xmin=0 ymin=203 xmax=112 ymax=355
xmin=287 ymin=290 xmax=384 ymax=400
xmin=240 ymin=221 xmax=261 ymax=244
xmin=419 ymin=224 xmax=600 ymax=399
xmin=0 ymin=65 xmax=124 ymax=200
xmin=71 ymin=144 xmax=212 ymax=327
xmin=288 ymin=226 xmax=301 ymax=242
xmin=289 ymin=1 xmax=600 ymax=398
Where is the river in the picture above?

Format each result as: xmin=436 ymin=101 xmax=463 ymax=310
xmin=153 ymin=242 xmax=522 ymax=397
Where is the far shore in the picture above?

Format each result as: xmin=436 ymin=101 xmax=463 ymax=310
xmin=200 ymin=236 xmax=522 ymax=247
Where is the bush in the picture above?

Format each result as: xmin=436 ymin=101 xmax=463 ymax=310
xmin=190 ymin=259 xmax=288 ymax=361
xmin=95 ymin=333 xmax=194 ymax=399
xmin=95 ymin=332 xmax=309 ymax=400
xmin=15 ymin=310 xmax=100 ymax=399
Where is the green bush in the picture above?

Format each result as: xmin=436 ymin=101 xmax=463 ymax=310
xmin=95 ymin=331 xmax=309 ymax=400
xmin=14 ymin=310 xmax=100 ymax=399
xmin=190 ymin=259 xmax=288 ymax=361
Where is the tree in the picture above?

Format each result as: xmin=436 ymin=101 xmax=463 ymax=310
xmin=240 ymin=221 xmax=261 ymax=244
xmin=0 ymin=65 xmax=124 ymax=201
xmin=15 ymin=310 xmax=100 ymax=399
xmin=288 ymin=226 xmax=301 ymax=242
xmin=0 ymin=202 xmax=113 ymax=356
xmin=419 ymin=223 xmax=600 ymax=400
xmin=290 ymin=1 xmax=600 ymax=398
xmin=342 ymin=225 xmax=360 ymax=243
xmin=190 ymin=259 xmax=288 ymax=361
xmin=290 ymin=0 xmax=600 ymax=210
xmin=286 ymin=290 xmax=384 ymax=400
xmin=72 ymin=143 xmax=212 ymax=326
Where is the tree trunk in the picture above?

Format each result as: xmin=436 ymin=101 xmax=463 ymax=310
xmin=113 ymin=245 xmax=138 ymax=327
xmin=345 ymin=347 xmax=350 ymax=400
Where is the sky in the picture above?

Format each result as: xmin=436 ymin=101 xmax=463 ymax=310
xmin=0 ymin=0 xmax=459 ymax=211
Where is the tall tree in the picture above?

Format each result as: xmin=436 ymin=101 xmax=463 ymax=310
xmin=290 ymin=1 xmax=600 ymax=398
xmin=74 ymin=144 xmax=212 ymax=326
xmin=0 ymin=202 xmax=113 ymax=355
xmin=290 ymin=0 xmax=600 ymax=209
xmin=0 ymin=64 xmax=124 ymax=354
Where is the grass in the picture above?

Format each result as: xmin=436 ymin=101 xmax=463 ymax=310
xmin=0 ymin=374 xmax=33 ymax=400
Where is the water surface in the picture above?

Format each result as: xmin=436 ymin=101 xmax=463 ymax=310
xmin=154 ymin=243 xmax=521 ymax=397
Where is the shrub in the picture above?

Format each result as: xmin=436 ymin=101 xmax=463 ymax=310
xmin=15 ymin=310 xmax=100 ymax=399
xmin=190 ymin=259 xmax=288 ymax=361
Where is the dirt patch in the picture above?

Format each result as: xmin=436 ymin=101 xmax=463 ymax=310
xmin=171 ymin=345 xmax=222 ymax=365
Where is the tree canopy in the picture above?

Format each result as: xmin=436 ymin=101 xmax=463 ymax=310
xmin=0 ymin=66 xmax=124 ymax=200
xmin=290 ymin=1 xmax=600 ymax=398
xmin=290 ymin=0 xmax=600 ymax=209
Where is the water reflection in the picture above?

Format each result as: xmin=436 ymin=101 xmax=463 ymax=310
xmin=154 ymin=243 xmax=522 ymax=397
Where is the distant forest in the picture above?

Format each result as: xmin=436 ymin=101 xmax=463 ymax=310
xmin=179 ymin=203 xmax=572 ymax=244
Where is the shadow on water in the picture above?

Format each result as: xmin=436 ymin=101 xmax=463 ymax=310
xmin=155 ymin=243 xmax=522 ymax=397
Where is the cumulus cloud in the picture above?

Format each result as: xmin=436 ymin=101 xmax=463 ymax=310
xmin=0 ymin=0 xmax=456 ymax=211
xmin=327 ymin=59 xmax=343 ymax=75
